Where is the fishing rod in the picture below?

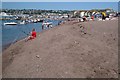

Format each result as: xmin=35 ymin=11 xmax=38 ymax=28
xmin=17 ymin=24 xmax=30 ymax=36
xmin=19 ymin=29 xmax=30 ymax=36
xmin=11 ymin=24 xmax=31 ymax=45
xmin=11 ymin=36 xmax=18 ymax=44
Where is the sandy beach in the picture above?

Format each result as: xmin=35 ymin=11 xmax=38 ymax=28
xmin=2 ymin=19 xmax=118 ymax=78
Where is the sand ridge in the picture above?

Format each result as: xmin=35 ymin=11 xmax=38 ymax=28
xmin=2 ymin=19 xmax=118 ymax=78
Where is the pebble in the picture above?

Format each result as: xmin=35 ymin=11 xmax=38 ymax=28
xmin=36 ymin=55 xmax=40 ymax=58
xmin=80 ymin=26 xmax=82 ymax=28
xmin=113 ymin=69 xmax=117 ymax=74
xmin=99 ymin=67 xmax=104 ymax=70
xmin=65 ymin=72 xmax=68 ymax=74
xmin=84 ymin=32 xmax=87 ymax=34
xmin=113 ymin=38 xmax=116 ymax=40
xmin=74 ymin=41 xmax=77 ymax=44
xmin=93 ymin=70 xmax=96 ymax=73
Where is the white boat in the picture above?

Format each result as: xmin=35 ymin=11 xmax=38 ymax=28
xmin=37 ymin=19 xmax=44 ymax=22
xmin=4 ymin=22 xmax=17 ymax=25
xmin=20 ymin=21 xmax=26 ymax=24
xmin=42 ymin=22 xmax=52 ymax=25
xmin=33 ymin=19 xmax=37 ymax=23
xmin=37 ymin=19 xmax=40 ymax=21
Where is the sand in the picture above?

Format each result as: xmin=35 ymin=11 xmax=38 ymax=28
xmin=2 ymin=19 xmax=118 ymax=78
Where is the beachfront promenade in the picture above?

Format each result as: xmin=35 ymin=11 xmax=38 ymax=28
xmin=2 ymin=19 xmax=118 ymax=78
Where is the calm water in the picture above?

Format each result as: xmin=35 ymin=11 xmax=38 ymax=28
xmin=1 ymin=19 xmax=61 ymax=49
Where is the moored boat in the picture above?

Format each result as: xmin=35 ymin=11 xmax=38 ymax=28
xmin=33 ymin=19 xmax=37 ymax=23
xmin=20 ymin=21 xmax=26 ymax=24
xmin=37 ymin=19 xmax=44 ymax=22
xmin=4 ymin=22 xmax=17 ymax=25
xmin=42 ymin=22 xmax=52 ymax=25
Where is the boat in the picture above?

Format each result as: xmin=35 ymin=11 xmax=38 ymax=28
xmin=42 ymin=22 xmax=52 ymax=25
xmin=20 ymin=21 xmax=26 ymax=24
xmin=4 ymin=22 xmax=17 ymax=25
xmin=33 ymin=19 xmax=37 ymax=23
xmin=37 ymin=19 xmax=44 ymax=22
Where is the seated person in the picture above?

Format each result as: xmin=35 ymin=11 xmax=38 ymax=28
xmin=27 ymin=28 xmax=36 ymax=41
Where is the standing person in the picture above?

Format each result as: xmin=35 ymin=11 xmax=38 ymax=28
xmin=42 ymin=23 xmax=44 ymax=30
xmin=26 ymin=28 xmax=37 ymax=41
xmin=58 ymin=21 xmax=62 ymax=25
xmin=58 ymin=21 xmax=60 ymax=25
xmin=101 ymin=12 xmax=106 ymax=21
xmin=91 ymin=16 xmax=94 ymax=21
xmin=83 ymin=16 xmax=86 ymax=22
xmin=47 ymin=24 xmax=50 ymax=29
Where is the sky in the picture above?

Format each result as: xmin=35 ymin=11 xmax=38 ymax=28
xmin=2 ymin=0 xmax=119 ymax=2
xmin=2 ymin=2 xmax=118 ymax=11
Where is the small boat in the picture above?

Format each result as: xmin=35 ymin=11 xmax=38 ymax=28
xmin=20 ymin=21 xmax=26 ymax=24
xmin=28 ymin=20 xmax=32 ymax=23
xmin=33 ymin=19 xmax=37 ymax=23
xmin=42 ymin=22 xmax=52 ymax=25
xmin=29 ymin=19 xmax=34 ymax=23
xmin=4 ymin=22 xmax=17 ymax=25
xmin=37 ymin=19 xmax=44 ymax=22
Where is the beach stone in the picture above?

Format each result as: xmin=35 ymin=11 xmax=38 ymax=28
xmin=80 ymin=26 xmax=83 ymax=28
xmin=84 ymin=32 xmax=87 ymax=34
xmin=65 ymin=72 xmax=68 ymax=74
xmin=36 ymin=55 xmax=40 ymax=58
xmin=112 ymin=69 xmax=117 ymax=74
xmin=74 ymin=41 xmax=77 ymax=44
xmin=93 ymin=70 xmax=97 ymax=73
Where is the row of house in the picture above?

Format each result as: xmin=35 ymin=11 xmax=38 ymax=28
xmin=0 ymin=8 xmax=118 ymax=20
xmin=73 ymin=9 xmax=118 ymax=18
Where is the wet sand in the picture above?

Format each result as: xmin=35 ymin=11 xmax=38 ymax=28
xmin=2 ymin=19 xmax=118 ymax=78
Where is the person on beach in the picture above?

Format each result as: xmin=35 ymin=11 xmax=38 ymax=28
xmin=50 ymin=24 xmax=53 ymax=28
xmin=101 ymin=12 xmax=106 ymax=21
xmin=42 ymin=23 xmax=44 ymax=30
xmin=26 ymin=28 xmax=36 ymax=41
xmin=47 ymin=24 xmax=50 ymax=29
xmin=91 ymin=16 xmax=94 ymax=21
xmin=58 ymin=21 xmax=62 ymax=25
xmin=82 ymin=16 xmax=86 ymax=22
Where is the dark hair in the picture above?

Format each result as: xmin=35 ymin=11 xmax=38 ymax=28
xmin=32 ymin=28 xmax=35 ymax=31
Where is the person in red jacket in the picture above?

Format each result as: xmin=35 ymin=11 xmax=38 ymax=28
xmin=91 ymin=16 xmax=94 ymax=21
xmin=27 ymin=28 xmax=36 ymax=41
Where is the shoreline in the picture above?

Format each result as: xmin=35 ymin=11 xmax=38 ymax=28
xmin=2 ymin=19 xmax=64 ymax=52
xmin=2 ymin=20 xmax=66 ymax=70
xmin=2 ymin=19 xmax=118 ymax=78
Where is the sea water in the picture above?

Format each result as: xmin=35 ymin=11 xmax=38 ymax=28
xmin=1 ymin=19 xmax=61 ymax=50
